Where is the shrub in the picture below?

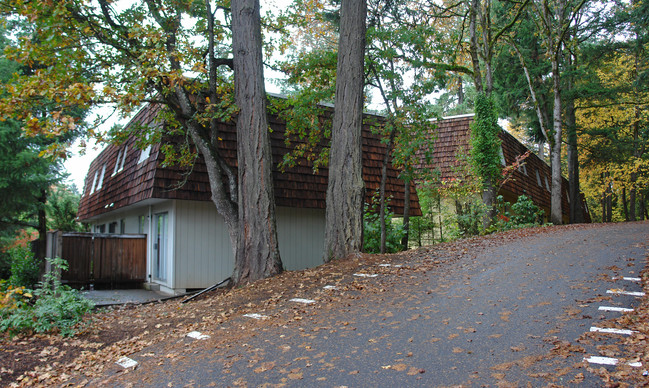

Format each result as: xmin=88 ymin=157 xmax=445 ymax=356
xmin=511 ymin=194 xmax=544 ymax=225
xmin=363 ymin=197 xmax=405 ymax=254
xmin=8 ymin=244 xmax=40 ymax=288
xmin=0 ymin=257 xmax=94 ymax=337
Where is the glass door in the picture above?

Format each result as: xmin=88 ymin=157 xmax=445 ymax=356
xmin=153 ymin=212 xmax=168 ymax=281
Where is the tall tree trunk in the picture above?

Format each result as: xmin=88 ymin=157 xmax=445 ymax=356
xmin=401 ymin=178 xmax=410 ymax=251
xmin=379 ymin=126 xmax=397 ymax=254
xmin=468 ymin=0 xmax=483 ymax=94
xmin=36 ymin=189 xmax=47 ymax=263
xmin=324 ymin=0 xmax=367 ymax=262
xmin=565 ymin=69 xmax=583 ymax=224
xmin=622 ymin=187 xmax=629 ymax=221
xmin=457 ymin=78 xmax=465 ymax=105
xmin=549 ymin=53 xmax=563 ymax=225
xmin=231 ymin=0 xmax=282 ymax=283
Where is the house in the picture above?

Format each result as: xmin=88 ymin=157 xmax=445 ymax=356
xmin=417 ymin=113 xmax=591 ymax=223
xmin=77 ymin=103 xmax=421 ymax=294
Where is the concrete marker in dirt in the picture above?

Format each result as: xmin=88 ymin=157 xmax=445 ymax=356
xmin=116 ymin=356 xmax=138 ymax=369
xmin=187 ymin=331 xmax=210 ymax=340
xmin=290 ymin=298 xmax=315 ymax=304
xmin=243 ymin=313 xmax=269 ymax=320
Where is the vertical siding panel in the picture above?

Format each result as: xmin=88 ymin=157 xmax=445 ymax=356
xmin=277 ymin=207 xmax=325 ymax=271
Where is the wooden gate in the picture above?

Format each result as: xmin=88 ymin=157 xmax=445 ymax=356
xmin=47 ymin=232 xmax=147 ymax=288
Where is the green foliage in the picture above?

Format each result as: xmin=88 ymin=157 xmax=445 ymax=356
xmin=0 ymin=257 xmax=93 ymax=337
xmin=455 ymin=201 xmax=488 ymax=237
xmin=46 ymin=184 xmax=84 ymax=232
xmin=363 ymin=196 xmax=404 ymax=254
xmin=470 ymin=93 xmax=503 ymax=188
xmin=8 ymin=244 xmax=40 ymax=288
xmin=510 ymin=194 xmax=544 ymax=225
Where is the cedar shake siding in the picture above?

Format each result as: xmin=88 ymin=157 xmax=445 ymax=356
xmin=78 ymin=103 xmax=421 ymax=221
xmin=417 ymin=114 xmax=591 ymax=223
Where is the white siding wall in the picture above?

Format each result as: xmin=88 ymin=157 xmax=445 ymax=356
xmin=173 ymin=201 xmax=234 ymax=289
xmin=276 ymin=207 xmax=325 ymax=271
xmin=91 ymin=201 xmax=326 ymax=292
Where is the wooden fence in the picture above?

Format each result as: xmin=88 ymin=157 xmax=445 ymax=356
xmin=47 ymin=232 xmax=147 ymax=289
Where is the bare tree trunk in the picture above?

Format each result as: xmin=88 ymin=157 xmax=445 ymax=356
xmin=231 ymin=0 xmax=282 ymax=283
xmin=565 ymin=73 xmax=583 ymax=224
xmin=549 ymin=54 xmax=563 ymax=225
xmin=457 ymin=78 xmax=465 ymax=105
xmin=379 ymin=127 xmax=397 ymax=254
xmin=622 ymin=187 xmax=629 ymax=221
xmin=36 ymin=190 xmax=47 ymax=265
xmin=401 ymin=179 xmax=410 ymax=251
xmin=324 ymin=0 xmax=367 ymax=262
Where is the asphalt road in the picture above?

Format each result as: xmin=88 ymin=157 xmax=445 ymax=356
xmin=98 ymin=222 xmax=648 ymax=387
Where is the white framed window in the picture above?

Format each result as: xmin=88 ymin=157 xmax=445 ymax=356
xmin=89 ymin=170 xmax=99 ymax=194
xmin=112 ymin=149 xmax=123 ymax=176
xmin=536 ymin=169 xmax=542 ymax=186
xmin=544 ymin=175 xmax=550 ymax=191
xmin=119 ymin=145 xmax=128 ymax=171
xmin=138 ymin=145 xmax=152 ymax=164
xmin=517 ymin=162 xmax=528 ymax=175
xmin=499 ymin=147 xmax=506 ymax=166
xmin=96 ymin=164 xmax=106 ymax=191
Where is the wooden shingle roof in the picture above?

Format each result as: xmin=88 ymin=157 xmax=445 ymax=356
xmin=77 ymin=103 xmax=421 ymax=221
xmin=417 ymin=114 xmax=591 ymax=222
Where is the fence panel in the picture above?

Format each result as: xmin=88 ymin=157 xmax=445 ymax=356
xmin=55 ymin=232 xmax=146 ymax=288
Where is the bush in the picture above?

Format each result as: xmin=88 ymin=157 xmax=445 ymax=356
xmin=8 ymin=245 xmax=40 ymax=288
xmin=0 ymin=257 xmax=94 ymax=337
xmin=363 ymin=197 xmax=405 ymax=254
xmin=511 ymin=194 xmax=544 ymax=225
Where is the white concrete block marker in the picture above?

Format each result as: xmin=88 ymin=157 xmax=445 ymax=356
xmin=323 ymin=285 xmax=338 ymax=290
xmin=243 ymin=313 xmax=269 ymax=320
xmin=290 ymin=298 xmax=315 ymax=304
xmin=187 ymin=331 xmax=210 ymax=340
xmin=598 ymin=306 xmax=634 ymax=313
xmin=354 ymin=273 xmax=378 ymax=278
xmin=378 ymin=264 xmax=402 ymax=268
xmin=590 ymin=326 xmax=636 ymax=336
xmin=584 ymin=356 xmax=642 ymax=368
xmin=116 ymin=356 xmax=138 ymax=369
xmin=607 ymin=289 xmax=645 ymax=297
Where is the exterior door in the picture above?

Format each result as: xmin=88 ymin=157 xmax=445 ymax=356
xmin=153 ymin=212 xmax=168 ymax=282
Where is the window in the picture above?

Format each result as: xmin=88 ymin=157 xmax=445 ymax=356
xmin=119 ymin=145 xmax=128 ymax=171
xmin=517 ymin=162 xmax=528 ymax=175
xmin=96 ymin=164 xmax=106 ymax=191
xmin=96 ymin=224 xmax=106 ymax=233
xmin=112 ymin=149 xmax=123 ymax=176
xmin=89 ymin=170 xmax=99 ymax=194
xmin=108 ymin=222 xmax=117 ymax=234
xmin=544 ymin=175 xmax=550 ymax=191
xmin=138 ymin=215 xmax=146 ymax=234
xmin=120 ymin=219 xmax=126 ymax=234
xmin=536 ymin=169 xmax=542 ymax=186
xmin=499 ymin=147 xmax=506 ymax=166
xmin=138 ymin=145 xmax=152 ymax=164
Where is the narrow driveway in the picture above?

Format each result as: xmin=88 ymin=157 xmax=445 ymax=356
xmin=97 ymin=222 xmax=648 ymax=387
